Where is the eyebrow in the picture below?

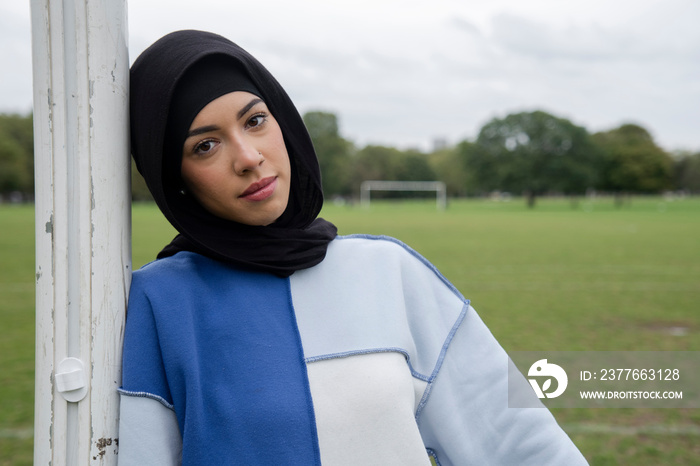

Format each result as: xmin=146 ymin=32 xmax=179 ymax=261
xmin=237 ymin=97 xmax=264 ymax=120
xmin=185 ymin=97 xmax=265 ymax=140
xmin=186 ymin=125 xmax=219 ymax=139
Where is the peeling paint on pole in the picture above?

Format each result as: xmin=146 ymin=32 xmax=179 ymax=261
xmin=30 ymin=1 xmax=130 ymax=464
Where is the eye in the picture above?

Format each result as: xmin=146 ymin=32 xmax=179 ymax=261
xmin=193 ymin=139 xmax=218 ymax=156
xmin=246 ymin=113 xmax=268 ymax=130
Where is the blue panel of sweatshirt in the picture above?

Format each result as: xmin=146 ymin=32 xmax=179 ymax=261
xmin=120 ymin=252 xmax=321 ymax=465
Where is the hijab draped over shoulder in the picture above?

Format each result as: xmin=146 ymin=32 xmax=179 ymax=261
xmin=130 ymin=30 xmax=337 ymax=276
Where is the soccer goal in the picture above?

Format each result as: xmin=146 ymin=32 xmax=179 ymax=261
xmin=360 ymin=180 xmax=447 ymax=210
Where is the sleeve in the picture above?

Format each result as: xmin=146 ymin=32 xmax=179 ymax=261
xmin=415 ymin=304 xmax=589 ymax=466
xmin=118 ymin=275 xmax=182 ymax=465
xmin=119 ymin=277 xmax=172 ymax=404
xmin=118 ymin=396 xmax=182 ymax=466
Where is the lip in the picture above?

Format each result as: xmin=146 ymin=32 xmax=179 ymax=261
xmin=239 ymin=176 xmax=277 ymax=201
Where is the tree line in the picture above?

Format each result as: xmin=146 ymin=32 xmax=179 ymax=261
xmin=2 ymin=110 xmax=700 ymax=206
xmin=301 ymin=110 xmax=700 ymax=207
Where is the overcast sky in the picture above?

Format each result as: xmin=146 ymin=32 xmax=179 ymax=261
xmin=3 ymin=0 xmax=699 ymax=152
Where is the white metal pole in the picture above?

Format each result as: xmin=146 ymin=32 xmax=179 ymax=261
xmin=360 ymin=181 xmax=370 ymax=208
xmin=437 ymin=182 xmax=447 ymax=211
xmin=31 ymin=0 xmax=130 ymax=464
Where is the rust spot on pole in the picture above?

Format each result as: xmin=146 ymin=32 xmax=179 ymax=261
xmin=93 ymin=437 xmax=118 ymax=460
xmin=45 ymin=214 xmax=53 ymax=234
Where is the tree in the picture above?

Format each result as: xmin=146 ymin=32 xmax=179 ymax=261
xmin=0 ymin=113 xmax=34 ymax=199
xmin=350 ymin=145 xmax=399 ymax=193
xmin=428 ymin=145 xmax=473 ymax=197
xmin=302 ymin=111 xmax=354 ymax=197
xmin=349 ymin=145 xmax=436 ymax=199
xmin=673 ymin=151 xmax=700 ymax=193
xmin=466 ymin=110 xmax=600 ymax=207
xmin=0 ymin=137 xmax=30 ymax=194
xmin=395 ymin=149 xmax=436 ymax=182
xmin=592 ymin=124 xmax=673 ymax=202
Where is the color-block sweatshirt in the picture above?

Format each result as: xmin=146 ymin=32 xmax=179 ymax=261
xmin=118 ymin=235 xmax=588 ymax=465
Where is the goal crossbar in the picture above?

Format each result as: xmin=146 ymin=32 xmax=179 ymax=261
xmin=360 ymin=180 xmax=446 ymax=210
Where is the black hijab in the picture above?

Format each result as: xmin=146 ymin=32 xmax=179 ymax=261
xmin=130 ymin=30 xmax=337 ymax=276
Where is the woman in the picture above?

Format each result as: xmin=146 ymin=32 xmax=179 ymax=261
xmin=119 ymin=30 xmax=588 ymax=465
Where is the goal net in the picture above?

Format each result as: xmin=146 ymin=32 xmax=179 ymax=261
xmin=360 ymin=180 xmax=447 ymax=210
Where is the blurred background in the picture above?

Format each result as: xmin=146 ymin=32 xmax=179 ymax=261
xmin=2 ymin=0 xmax=699 ymax=202
xmin=1 ymin=1 xmax=699 ymax=464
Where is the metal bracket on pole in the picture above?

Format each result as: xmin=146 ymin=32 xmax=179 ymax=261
xmin=56 ymin=358 xmax=88 ymax=403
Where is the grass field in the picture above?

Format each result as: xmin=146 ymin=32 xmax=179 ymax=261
xmin=1 ymin=196 xmax=699 ymax=464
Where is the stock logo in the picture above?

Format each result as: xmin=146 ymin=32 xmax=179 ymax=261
xmin=528 ymin=359 xmax=568 ymax=399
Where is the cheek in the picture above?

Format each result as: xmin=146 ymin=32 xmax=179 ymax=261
xmin=180 ymin=164 xmax=199 ymax=191
xmin=273 ymin=139 xmax=291 ymax=177
xmin=182 ymin=164 xmax=219 ymax=196
xmin=267 ymin=121 xmax=291 ymax=173
xmin=282 ymin=151 xmax=292 ymax=178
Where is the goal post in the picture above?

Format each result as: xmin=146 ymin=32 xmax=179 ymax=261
xmin=31 ymin=0 xmax=130 ymax=464
xmin=360 ymin=180 xmax=447 ymax=210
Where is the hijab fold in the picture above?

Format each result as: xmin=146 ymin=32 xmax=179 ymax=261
xmin=130 ymin=30 xmax=337 ymax=276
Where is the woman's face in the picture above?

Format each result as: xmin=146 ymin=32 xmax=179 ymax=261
xmin=181 ymin=91 xmax=291 ymax=226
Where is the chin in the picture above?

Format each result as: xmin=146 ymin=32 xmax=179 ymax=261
xmin=213 ymin=197 xmax=289 ymax=226
xmin=239 ymin=209 xmax=286 ymax=227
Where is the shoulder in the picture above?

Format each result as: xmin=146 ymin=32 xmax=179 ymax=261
xmin=130 ymin=251 xmax=248 ymax=297
xmin=134 ymin=251 xmax=219 ymax=277
xmin=330 ymin=234 xmax=426 ymax=264
xmin=316 ymin=234 xmax=465 ymax=301
xmin=133 ymin=251 xmax=243 ymax=280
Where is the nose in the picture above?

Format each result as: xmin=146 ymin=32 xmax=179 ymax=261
xmin=231 ymin=142 xmax=264 ymax=175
